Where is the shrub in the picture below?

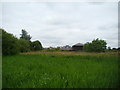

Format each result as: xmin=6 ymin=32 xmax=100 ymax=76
xmin=2 ymin=29 xmax=19 ymax=55
xmin=0 ymin=29 xmax=2 ymax=55
xmin=84 ymin=38 xmax=107 ymax=52
xmin=32 ymin=40 xmax=43 ymax=51
xmin=18 ymin=38 xmax=30 ymax=52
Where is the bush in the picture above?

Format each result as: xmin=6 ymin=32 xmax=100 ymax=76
xmin=18 ymin=39 xmax=30 ymax=52
xmin=0 ymin=29 xmax=2 ymax=55
xmin=84 ymin=38 xmax=107 ymax=52
xmin=29 ymin=41 xmax=34 ymax=51
xmin=1 ymin=29 xmax=44 ymax=55
xmin=32 ymin=40 xmax=43 ymax=51
xmin=2 ymin=29 xmax=19 ymax=55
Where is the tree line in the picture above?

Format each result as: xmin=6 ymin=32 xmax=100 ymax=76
xmin=1 ymin=28 xmax=119 ymax=56
xmin=1 ymin=29 xmax=43 ymax=55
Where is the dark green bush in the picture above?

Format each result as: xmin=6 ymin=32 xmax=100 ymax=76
xmin=1 ymin=29 xmax=44 ymax=55
xmin=0 ymin=29 xmax=2 ymax=55
xmin=32 ymin=40 xmax=43 ymax=51
xmin=18 ymin=38 xmax=30 ymax=52
xmin=83 ymin=38 xmax=107 ymax=52
xmin=2 ymin=29 xmax=19 ymax=55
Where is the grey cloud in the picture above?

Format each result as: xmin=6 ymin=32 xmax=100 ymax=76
xmin=87 ymin=2 xmax=106 ymax=5
xmin=98 ymin=23 xmax=118 ymax=31
xmin=2 ymin=2 xmax=118 ymax=48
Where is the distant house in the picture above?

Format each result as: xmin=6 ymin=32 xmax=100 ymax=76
xmin=72 ymin=43 xmax=83 ymax=51
xmin=47 ymin=47 xmax=53 ymax=49
xmin=60 ymin=45 xmax=72 ymax=51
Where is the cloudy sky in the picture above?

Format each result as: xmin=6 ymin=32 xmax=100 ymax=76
xmin=1 ymin=2 xmax=118 ymax=48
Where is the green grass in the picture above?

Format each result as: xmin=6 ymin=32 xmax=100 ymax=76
xmin=2 ymin=53 xmax=119 ymax=88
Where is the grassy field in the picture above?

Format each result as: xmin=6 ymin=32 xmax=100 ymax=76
xmin=2 ymin=51 xmax=119 ymax=88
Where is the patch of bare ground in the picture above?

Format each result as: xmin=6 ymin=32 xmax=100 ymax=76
xmin=21 ymin=51 xmax=118 ymax=56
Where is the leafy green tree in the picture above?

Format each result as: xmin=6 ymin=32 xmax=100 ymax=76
xmin=0 ymin=29 xmax=2 ymax=55
xmin=83 ymin=42 xmax=92 ymax=52
xmin=108 ymin=47 xmax=111 ymax=50
xmin=84 ymin=38 xmax=107 ymax=52
xmin=32 ymin=40 xmax=43 ymax=51
xmin=20 ymin=29 xmax=33 ymax=51
xmin=112 ymin=48 xmax=118 ymax=52
xmin=2 ymin=29 xmax=19 ymax=55
xmin=18 ymin=39 xmax=30 ymax=52
xmin=20 ymin=29 xmax=31 ymax=41
xmin=29 ymin=41 xmax=34 ymax=51
xmin=118 ymin=47 xmax=120 ymax=52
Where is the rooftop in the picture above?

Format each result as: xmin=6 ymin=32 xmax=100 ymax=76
xmin=73 ymin=43 xmax=83 ymax=46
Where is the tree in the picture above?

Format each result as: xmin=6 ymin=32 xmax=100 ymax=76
xmin=32 ymin=40 xmax=43 ymax=51
xmin=18 ymin=39 xmax=30 ymax=52
xmin=20 ymin=29 xmax=33 ymax=51
xmin=0 ymin=29 xmax=2 ymax=55
xmin=118 ymin=47 xmax=120 ymax=52
xmin=20 ymin=29 xmax=31 ymax=41
xmin=83 ymin=38 xmax=107 ymax=52
xmin=2 ymin=29 xmax=19 ymax=55
xmin=83 ymin=42 xmax=92 ymax=52
xmin=108 ymin=46 xmax=111 ymax=50
xmin=29 ymin=41 xmax=34 ymax=51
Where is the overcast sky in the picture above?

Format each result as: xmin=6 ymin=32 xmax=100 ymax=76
xmin=1 ymin=2 xmax=118 ymax=48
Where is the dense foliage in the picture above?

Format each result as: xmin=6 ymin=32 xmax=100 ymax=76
xmin=2 ymin=29 xmax=19 ymax=55
xmin=19 ymin=39 xmax=30 ymax=52
xmin=2 ymin=29 xmax=43 ymax=55
xmin=32 ymin=40 xmax=43 ymax=51
xmin=20 ymin=29 xmax=32 ymax=41
xmin=83 ymin=38 xmax=107 ymax=52
xmin=0 ymin=29 xmax=2 ymax=55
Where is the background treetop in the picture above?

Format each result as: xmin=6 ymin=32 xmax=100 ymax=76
xmin=83 ymin=38 xmax=107 ymax=52
xmin=20 ymin=29 xmax=32 ymax=41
